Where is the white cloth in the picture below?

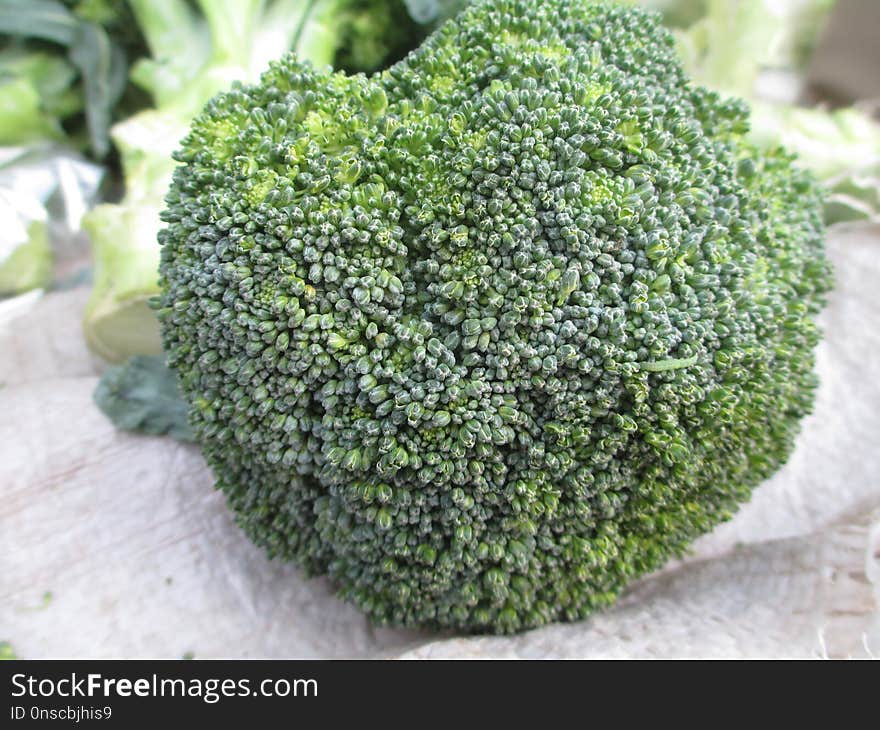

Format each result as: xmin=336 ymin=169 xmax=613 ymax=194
xmin=1 ymin=226 xmax=878 ymax=659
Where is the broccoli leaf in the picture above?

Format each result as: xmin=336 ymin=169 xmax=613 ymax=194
xmin=0 ymin=0 xmax=78 ymax=46
xmin=66 ymin=19 xmax=128 ymax=157
xmin=93 ymin=355 xmax=194 ymax=441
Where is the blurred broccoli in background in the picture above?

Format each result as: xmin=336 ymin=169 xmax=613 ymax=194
xmin=335 ymin=0 xmax=431 ymax=72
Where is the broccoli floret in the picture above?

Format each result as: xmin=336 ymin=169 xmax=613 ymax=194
xmin=158 ymin=0 xmax=832 ymax=633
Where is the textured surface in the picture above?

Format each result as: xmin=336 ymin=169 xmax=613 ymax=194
xmin=0 ymin=225 xmax=877 ymax=657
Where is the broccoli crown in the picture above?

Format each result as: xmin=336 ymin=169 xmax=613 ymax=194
xmin=158 ymin=0 xmax=832 ymax=633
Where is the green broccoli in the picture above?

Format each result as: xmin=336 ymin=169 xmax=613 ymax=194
xmin=158 ymin=0 xmax=832 ymax=633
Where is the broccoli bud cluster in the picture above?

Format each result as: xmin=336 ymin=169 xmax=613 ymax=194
xmin=158 ymin=0 xmax=832 ymax=633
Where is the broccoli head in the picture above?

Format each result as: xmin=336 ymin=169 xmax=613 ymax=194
xmin=158 ymin=0 xmax=832 ymax=633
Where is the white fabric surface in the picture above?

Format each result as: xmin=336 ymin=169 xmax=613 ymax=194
xmin=1 ymin=226 xmax=878 ymax=659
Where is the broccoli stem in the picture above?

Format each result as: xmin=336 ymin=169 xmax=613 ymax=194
xmin=639 ymin=354 xmax=700 ymax=372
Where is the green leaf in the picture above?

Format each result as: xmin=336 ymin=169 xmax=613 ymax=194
xmin=93 ymin=355 xmax=194 ymax=441
xmin=0 ymin=0 xmax=78 ymax=45
xmin=67 ymin=21 xmax=128 ymax=157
